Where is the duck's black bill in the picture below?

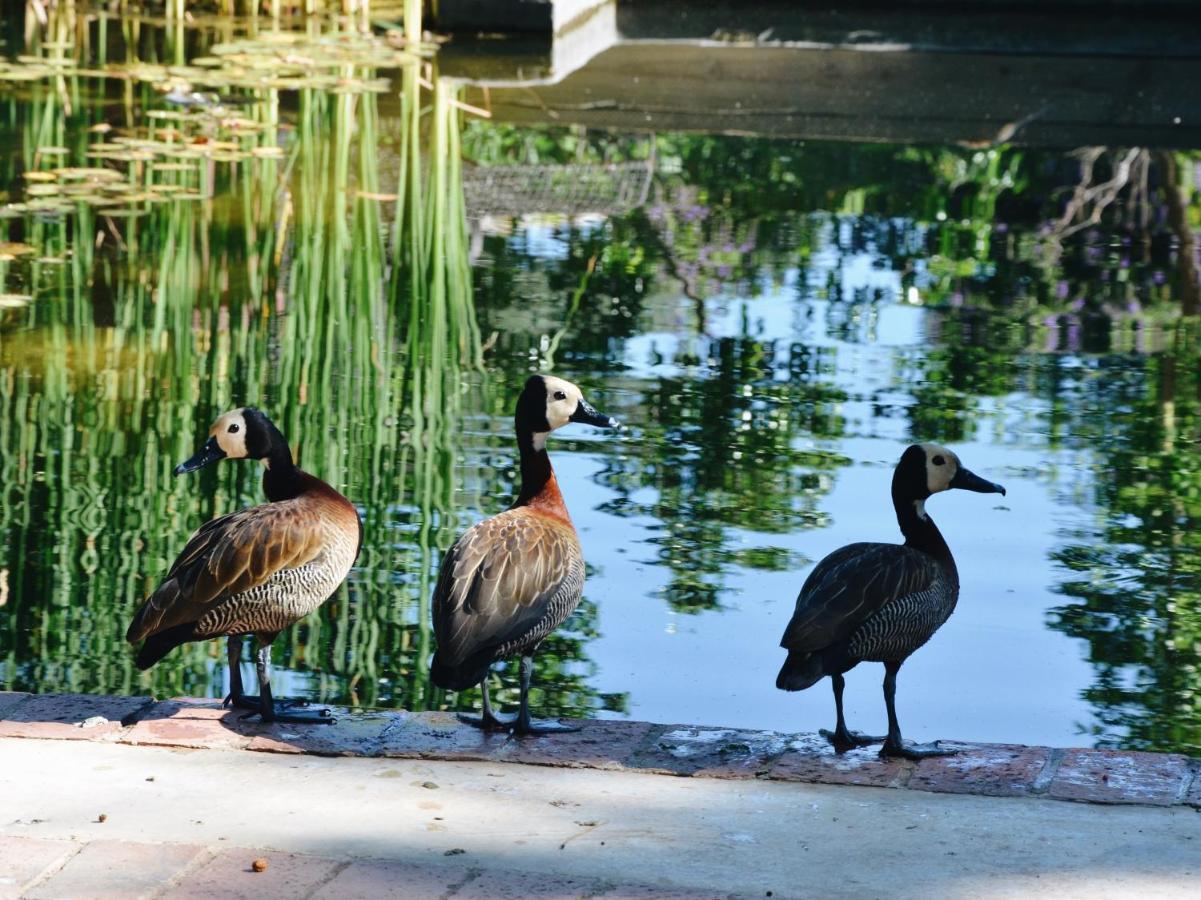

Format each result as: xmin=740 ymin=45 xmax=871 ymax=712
xmin=569 ymin=399 xmax=619 ymax=429
xmin=950 ymin=466 xmax=1006 ymax=496
xmin=174 ymin=436 xmax=226 ymax=475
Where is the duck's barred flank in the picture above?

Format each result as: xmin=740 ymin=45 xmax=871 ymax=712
xmin=195 ymin=536 xmax=358 ymax=638
xmin=849 ymin=576 xmax=955 ymax=662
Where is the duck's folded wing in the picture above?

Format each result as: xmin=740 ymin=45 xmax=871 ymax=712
xmin=780 ymin=542 xmax=942 ymax=651
xmin=433 ymin=513 xmax=582 ymax=666
xmin=127 ymin=501 xmax=326 ymax=642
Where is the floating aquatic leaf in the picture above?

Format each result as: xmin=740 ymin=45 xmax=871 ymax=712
xmin=54 ymin=167 xmax=124 ymax=182
xmin=16 ymin=55 xmax=67 ymax=66
xmin=221 ymin=117 xmax=265 ymax=131
xmin=250 ymin=146 xmax=285 ymax=159
xmin=0 ymin=294 xmax=32 ymax=308
xmin=0 ymin=242 xmax=35 ymax=260
xmin=0 ymin=66 xmax=53 ymax=81
xmin=80 ymin=195 xmax=126 ymax=207
xmin=24 ymin=199 xmax=73 ymax=212
xmin=23 ymin=171 xmax=58 ymax=183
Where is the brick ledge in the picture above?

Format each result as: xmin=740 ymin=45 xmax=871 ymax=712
xmin=1 ymin=691 xmax=1197 ymax=809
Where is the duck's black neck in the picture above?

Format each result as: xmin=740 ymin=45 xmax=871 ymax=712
xmin=262 ymin=443 xmax=303 ymax=501
xmin=894 ymin=490 xmax=956 ymax=573
xmin=514 ymin=428 xmax=553 ymax=507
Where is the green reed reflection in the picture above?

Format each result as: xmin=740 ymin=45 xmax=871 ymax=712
xmin=0 ymin=7 xmax=494 ymax=713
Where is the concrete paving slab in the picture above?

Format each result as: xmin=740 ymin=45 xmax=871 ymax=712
xmin=168 ymin=848 xmax=343 ymax=899
xmin=0 ymin=693 xmax=30 ymax=719
xmin=119 ymin=698 xmax=255 ymax=751
xmin=0 ymin=693 xmax=153 ymax=741
xmin=247 ymin=709 xmax=394 ymax=757
xmin=1 ymin=737 xmax=1197 ymax=898
xmin=1186 ymin=767 xmax=1201 ymax=809
xmin=24 ymin=839 xmax=204 ymax=900
xmin=768 ymin=736 xmax=912 ymax=788
xmin=633 ymin=724 xmax=793 ymax=778
xmin=378 ymin=711 xmax=511 ymax=761
xmin=308 ymin=857 xmax=469 ymax=899
xmin=909 ymin=742 xmax=1054 ymax=798
xmin=0 ymin=836 xmax=76 ymax=900
xmin=1049 ymin=749 xmax=1193 ymax=806
xmin=494 ymin=719 xmax=655 ymax=770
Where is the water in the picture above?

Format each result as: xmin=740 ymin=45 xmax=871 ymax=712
xmin=1 ymin=8 xmax=1199 ymax=756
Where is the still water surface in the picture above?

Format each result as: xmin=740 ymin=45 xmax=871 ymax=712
xmin=1 ymin=11 xmax=1199 ymax=755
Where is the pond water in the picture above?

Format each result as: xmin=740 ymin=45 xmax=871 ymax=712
xmin=1 ymin=8 xmax=1199 ymax=755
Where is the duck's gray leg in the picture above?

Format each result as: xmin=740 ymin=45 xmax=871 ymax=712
xmin=879 ymin=661 xmax=951 ymax=759
xmin=457 ymin=677 xmax=517 ymax=729
xmin=223 ymin=636 xmax=256 ymax=710
xmin=234 ymin=638 xmax=333 ymax=725
xmin=514 ymin=654 xmax=578 ymax=736
xmin=820 ymin=672 xmax=885 ymax=752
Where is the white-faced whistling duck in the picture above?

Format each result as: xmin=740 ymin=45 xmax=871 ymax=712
xmin=126 ymin=408 xmax=362 ymax=724
xmin=431 ymin=375 xmax=618 ymax=735
xmin=776 ymin=443 xmax=1005 ymax=758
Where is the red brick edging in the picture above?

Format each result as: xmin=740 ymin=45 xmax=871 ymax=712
xmin=1 ymin=691 xmax=1197 ymax=808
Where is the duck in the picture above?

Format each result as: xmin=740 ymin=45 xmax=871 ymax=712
xmin=776 ymin=443 xmax=1005 ymax=758
xmin=431 ymin=374 xmax=618 ymax=735
xmin=126 ymin=408 xmax=362 ymax=724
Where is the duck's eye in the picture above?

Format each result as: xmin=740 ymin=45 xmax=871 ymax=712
xmin=932 ymin=454 xmax=945 ymax=466
xmin=553 ymin=391 xmax=566 ymax=401
xmin=228 ymin=423 xmax=240 ymax=434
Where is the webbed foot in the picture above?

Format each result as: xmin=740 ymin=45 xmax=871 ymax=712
xmin=880 ymin=739 xmax=954 ymax=760
xmin=457 ymin=710 xmax=517 ymax=731
xmin=820 ymin=728 xmax=886 ymax=753
xmin=240 ymin=703 xmax=334 ymax=725
xmin=225 ymin=693 xmax=311 ymax=712
xmin=514 ymin=717 xmax=579 ymax=736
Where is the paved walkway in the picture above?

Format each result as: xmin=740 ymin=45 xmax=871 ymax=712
xmin=1 ymin=692 xmax=1199 ymax=898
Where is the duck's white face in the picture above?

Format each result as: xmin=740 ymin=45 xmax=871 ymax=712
xmin=210 ymin=409 xmax=250 ymax=459
xmin=919 ymin=442 xmax=961 ymax=495
xmin=542 ymin=376 xmax=586 ymax=432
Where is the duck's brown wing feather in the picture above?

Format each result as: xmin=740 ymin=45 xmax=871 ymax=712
xmin=126 ymin=500 xmax=327 ymax=643
xmin=433 ymin=510 xmax=583 ymax=667
xmin=779 ymin=542 xmax=941 ymax=652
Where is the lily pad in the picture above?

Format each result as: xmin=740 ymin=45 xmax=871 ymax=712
xmin=0 ymin=242 xmax=35 ymax=260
